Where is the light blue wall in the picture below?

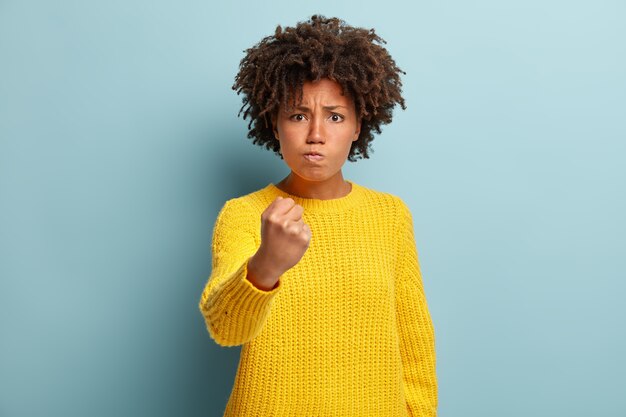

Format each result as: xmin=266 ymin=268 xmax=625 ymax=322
xmin=1 ymin=1 xmax=624 ymax=416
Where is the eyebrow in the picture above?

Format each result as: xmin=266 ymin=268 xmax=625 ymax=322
xmin=292 ymin=105 xmax=348 ymax=112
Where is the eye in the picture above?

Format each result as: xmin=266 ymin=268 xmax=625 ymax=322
xmin=289 ymin=114 xmax=306 ymax=122
xmin=330 ymin=113 xmax=344 ymax=122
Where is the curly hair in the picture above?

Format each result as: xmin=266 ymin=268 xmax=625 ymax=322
xmin=232 ymin=15 xmax=406 ymax=162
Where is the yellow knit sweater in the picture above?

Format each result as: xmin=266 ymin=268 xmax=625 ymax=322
xmin=199 ymin=180 xmax=438 ymax=416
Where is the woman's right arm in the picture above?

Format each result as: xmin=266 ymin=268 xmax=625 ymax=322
xmin=198 ymin=199 xmax=282 ymax=347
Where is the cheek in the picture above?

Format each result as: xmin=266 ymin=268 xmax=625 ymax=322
xmin=279 ymin=121 xmax=300 ymax=136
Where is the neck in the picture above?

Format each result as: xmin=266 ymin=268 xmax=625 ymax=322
xmin=275 ymin=173 xmax=352 ymax=200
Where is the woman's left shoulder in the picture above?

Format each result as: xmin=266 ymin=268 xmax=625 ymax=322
xmin=367 ymin=187 xmax=411 ymax=214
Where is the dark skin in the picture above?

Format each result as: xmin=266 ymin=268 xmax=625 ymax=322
xmin=246 ymin=78 xmax=361 ymax=290
xmin=246 ymin=196 xmax=309 ymax=291
xmin=233 ymin=15 xmax=406 ymax=290
xmin=271 ymin=78 xmax=361 ymax=200
xmin=232 ymin=15 xmax=406 ymax=163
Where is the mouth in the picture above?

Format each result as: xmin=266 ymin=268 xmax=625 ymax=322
xmin=303 ymin=153 xmax=324 ymax=161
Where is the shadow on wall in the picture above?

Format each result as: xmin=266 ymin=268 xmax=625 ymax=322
xmin=209 ymin=125 xmax=286 ymax=202
xmin=190 ymin=123 xmax=284 ymax=415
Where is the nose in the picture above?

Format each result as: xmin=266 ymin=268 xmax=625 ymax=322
xmin=307 ymin=115 xmax=325 ymax=144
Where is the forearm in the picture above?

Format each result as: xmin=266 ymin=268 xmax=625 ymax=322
xmin=199 ymin=256 xmax=282 ymax=346
xmin=399 ymin=296 xmax=438 ymax=416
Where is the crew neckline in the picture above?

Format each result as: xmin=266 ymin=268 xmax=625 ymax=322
xmin=264 ymin=180 xmax=366 ymax=213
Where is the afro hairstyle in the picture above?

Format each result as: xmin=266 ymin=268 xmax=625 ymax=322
xmin=232 ymin=14 xmax=406 ymax=161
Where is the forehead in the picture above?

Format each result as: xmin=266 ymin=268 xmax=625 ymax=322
xmin=282 ymin=78 xmax=354 ymax=110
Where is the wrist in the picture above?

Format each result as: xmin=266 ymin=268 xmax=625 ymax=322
xmin=246 ymin=252 xmax=280 ymax=290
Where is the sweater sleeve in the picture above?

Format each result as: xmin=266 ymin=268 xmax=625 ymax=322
xmin=394 ymin=197 xmax=438 ymax=416
xmin=198 ymin=199 xmax=282 ymax=347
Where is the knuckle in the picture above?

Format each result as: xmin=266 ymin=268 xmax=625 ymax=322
xmin=267 ymin=213 xmax=281 ymax=224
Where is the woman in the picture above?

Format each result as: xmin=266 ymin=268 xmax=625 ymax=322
xmin=199 ymin=15 xmax=438 ymax=416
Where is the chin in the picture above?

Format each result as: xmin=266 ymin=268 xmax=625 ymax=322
xmin=292 ymin=170 xmax=337 ymax=183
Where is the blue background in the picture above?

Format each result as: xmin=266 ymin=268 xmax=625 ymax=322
xmin=1 ymin=1 xmax=624 ymax=416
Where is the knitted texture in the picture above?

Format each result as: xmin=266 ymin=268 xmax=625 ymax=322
xmin=199 ymin=180 xmax=438 ymax=416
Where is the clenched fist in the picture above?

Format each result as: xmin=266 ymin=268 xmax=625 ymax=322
xmin=246 ymin=196 xmax=311 ymax=291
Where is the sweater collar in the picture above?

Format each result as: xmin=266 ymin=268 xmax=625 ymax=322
xmin=263 ymin=180 xmax=366 ymax=213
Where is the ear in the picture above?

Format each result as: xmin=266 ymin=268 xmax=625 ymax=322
xmin=353 ymin=117 xmax=362 ymax=141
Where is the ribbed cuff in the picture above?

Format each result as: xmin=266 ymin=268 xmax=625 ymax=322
xmin=205 ymin=259 xmax=282 ymax=346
